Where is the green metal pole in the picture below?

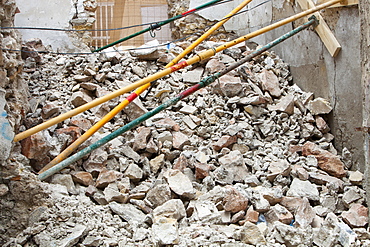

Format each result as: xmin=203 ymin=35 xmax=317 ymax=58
xmin=92 ymin=0 xmax=226 ymax=52
xmin=38 ymin=16 xmax=317 ymax=181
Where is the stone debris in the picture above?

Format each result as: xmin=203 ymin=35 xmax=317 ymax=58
xmin=51 ymin=174 xmax=78 ymax=195
xmin=2 ymin=39 xmax=369 ymax=247
xmin=271 ymin=222 xmax=313 ymax=247
xmin=124 ymin=163 xmax=143 ymax=181
xmin=268 ymin=94 xmax=295 ymax=115
xmin=182 ymin=67 xmax=204 ymax=84
xmin=59 ymin=224 xmax=88 ymax=247
xmin=218 ymin=75 xmax=243 ymax=97
xmin=153 ymin=199 xmax=186 ymax=222
xmin=223 ymin=186 xmax=249 ymax=213
xmin=308 ymin=97 xmax=333 ymax=115
xmin=259 ymin=69 xmax=282 ymax=98
xmin=71 ymin=91 xmax=93 ymax=107
xmin=265 ymin=204 xmax=294 ymax=225
xmin=0 ymin=89 xmax=14 ymax=163
xmin=294 ymin=197 xmax=316 ymax=228
xmin=172 ymin=131 xmax=190 ymax=150
xmin=149 ymin=154 xmax=165 ymax=174
xmin=212 ymin=135 xmax=238 ymax=151
xmin=165 ymin=169 xmax=196 ymax=199
xmin=286 ymin=178 xmax=320 ymax=201
xmin=240 ymin=221 xmax=266 ymax=245
xmin=245 ymin=206 xmax=259 ymax=223
xmin=341 ymin=203 xmax=369 ymax=228
xmin=145 ymin=183 xmax=172 ymax=208
xmin=109 ymin=201 xmax=146 ymax=226
xmin=133 ymin=127 xmax=151 ymax=151
xmin=349 ymin=170 xmax=364 ymax=185
xmin=302 ymin=141 xmax=346 ymax=178
xmin=71 ymin=171 xmax=94 ymax=186
xmin=267 ymin=159 xmax=291 ymax=181
xmin=313 ymin=212 xmax=357 ymax=247
xmin=0 ymin=184 xmax=9 ymax=197
xmin=21 ymin=132 xmax=53 ymax=171
xmin=95 ymin=169 xmax=121 ymax=189
xmin=104 ymin=183 xmax=128 ymax=203
xmin=152 ymin=217 xmax=179 ymax=245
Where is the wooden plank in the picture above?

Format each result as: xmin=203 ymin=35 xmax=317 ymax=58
xmin=317 ymin=0 xmax=358 ymax=8
xmin=314 ymin=14 xmax=342 ymax=56
xmin=296 ymin=0 xmax=342 ymax=57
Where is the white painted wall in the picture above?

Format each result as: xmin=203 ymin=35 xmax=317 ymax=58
xmin=189 ymin=0 xmax=273 ymax=36
xmin=15 ymin=0 xmax=84 ymax=52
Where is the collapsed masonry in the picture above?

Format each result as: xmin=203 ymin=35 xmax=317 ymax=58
xmin=1 ymin=1 xmax=370 ymax=247
xmin=167 ymin=0 xmax=233 ymax=42
xmin=1 ymin=36 xmax=369 ymax=246
xmin=0 ymin=0 xmax=51 ymax=245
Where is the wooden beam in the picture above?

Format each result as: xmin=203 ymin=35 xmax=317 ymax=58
xmin=296 ymin=0 xmax=342 ymax=57
xmin=317 ymin=0 xmax=358 ymax=8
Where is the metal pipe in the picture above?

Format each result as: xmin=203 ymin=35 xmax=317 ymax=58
xmin=38 ymin=16 xmax=318 ymax=181
xmin=14 ymin=0 xmax=340 ymax=143
xmin=92 ymin=0 xmax=226 ymax=52
xmin=38 ymin=0 xmax=253 ymax=173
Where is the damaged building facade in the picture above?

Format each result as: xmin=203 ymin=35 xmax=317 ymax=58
xmin=1 ymin=0 xmax=370 ymax=245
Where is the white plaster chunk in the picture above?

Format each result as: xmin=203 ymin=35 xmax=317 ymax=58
xmin=183 ymin=115 xmax=197 ymax=129
xmin=182 ymin=67 xmax=204 ymax=84
xmin=308 ymin=97 xmax=333 ymax=115
xmin=287 ymin=178 xmax=320 ymax=201
xmin=152 ymin=218 xmax=179 ymax=245
xmin=165 ymin=169 xmax=195 ymax=198
xmin=152 ymin=199 xmax=186 ymax=222
xmin=59 ymin=224 xmax=88 ymax=247
xmin=179 ymin=104 xmax=197 ymax=114
xmin=109 ymin=202 xmax=146 ymax=226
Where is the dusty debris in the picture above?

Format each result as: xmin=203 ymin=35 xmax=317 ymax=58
xmin=1 ymin=35 xmax=369 ymax=246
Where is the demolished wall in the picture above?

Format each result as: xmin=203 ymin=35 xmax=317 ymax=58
xmin=14 ymin=0 xmax=97 ymax=52
xmin=0 ymin=0 xmax=51 ymax=245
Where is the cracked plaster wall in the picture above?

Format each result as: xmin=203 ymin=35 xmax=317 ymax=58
xmin=14 ymin=0 xmax=96 ymax=52
xmin=359 ymin=1 xmax=370 ymax=218
xmin=187 ymin=0 xmax=364 ymax=172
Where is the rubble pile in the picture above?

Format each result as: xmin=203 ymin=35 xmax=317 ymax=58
xmin=4 ymin=40 xmax=369 ymax=246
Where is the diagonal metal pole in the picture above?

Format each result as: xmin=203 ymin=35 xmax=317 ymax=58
xmin=14 ymin=0 xmax=341 ymax=143
xmin=92 ymin=0 xmax=227 ymax=52
xmin=37 ymin=83 xmax=149 ymax=174
xmin=38 ymin=16 xmax=319 ymax=181
xmin=38 ymin=0 xmax=254 ymax=174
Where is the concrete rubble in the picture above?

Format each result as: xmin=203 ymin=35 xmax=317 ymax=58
xmin=2 ymin=40 xmax=369 ymax=246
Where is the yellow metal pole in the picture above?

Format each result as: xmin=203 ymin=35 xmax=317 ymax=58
xmin=14 ymin=0 xmax=340 ymax=143
xmin=38 ymin=83 xmax=150 ymax=174
xmin=13 ymin=68 xmax=178 ymax=142
xmin=212 ymin=0 xmax=341 ymax=54
xmin=38 ymin=0 xmax=253 ymax=173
